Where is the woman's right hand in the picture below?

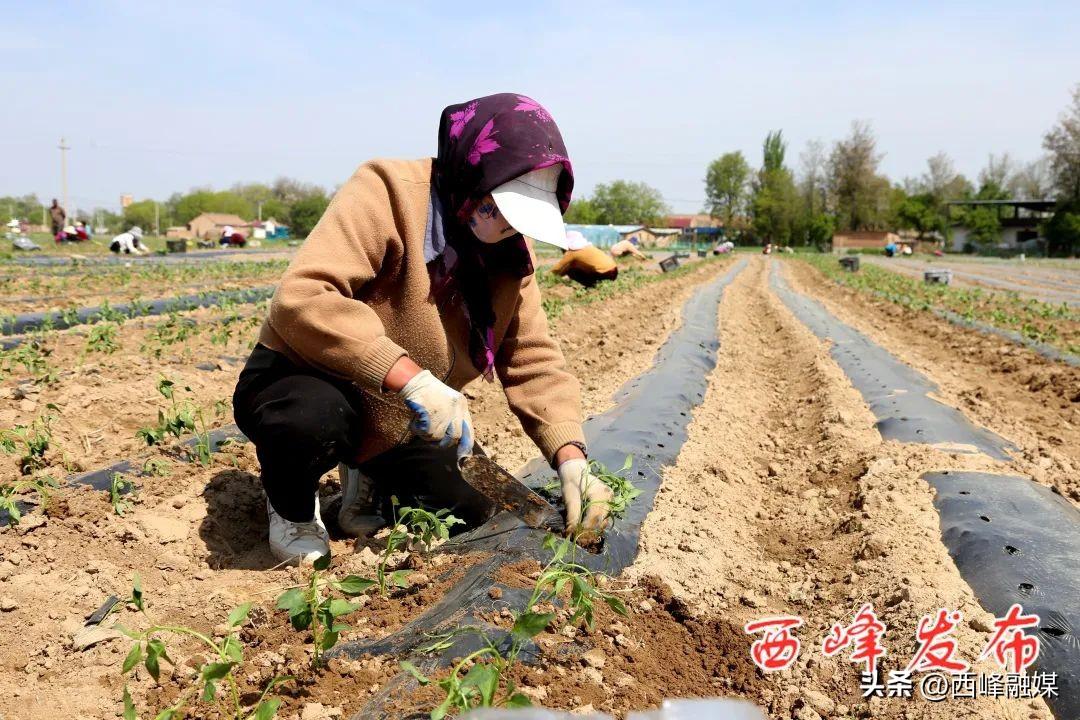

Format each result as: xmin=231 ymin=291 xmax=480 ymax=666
xmin=398 ymin=370 xmax=474 ymax=459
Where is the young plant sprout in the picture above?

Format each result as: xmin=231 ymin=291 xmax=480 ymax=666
xmin=85 ymin=322 xmax=121 ymax=354
xmin=274 ymin=553 xmax=374 ymax=667
xmin=0 ymin=475 xmax=59 ymax=525
xmin=374 ymin=498 xmax=463 ymax=595
xmin=401 ymin=646 xmax=532 ymax=719
xmin=401 ymin=531 xmax=628 ymax=718
xmin=2 ymin=411 xmax=58 ymax=475
xmin=110 ymin=472 xmax=136 ymax=515
xmin=141 ymin=457 xmax=172 ymax=477
xmin=136 ymin=378 xmax=196 ymax=447
xmin=588 ymin=454 xmax=639 ymax=520
xmin=117 ymin=575 xmax=291 ymax=720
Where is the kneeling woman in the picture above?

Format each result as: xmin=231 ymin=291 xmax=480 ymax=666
xmin=234 ymin=93 xmax=612 ymax=564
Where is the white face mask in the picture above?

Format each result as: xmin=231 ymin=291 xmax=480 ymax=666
xmin=468 ymin=195 xmax=518 ymax=244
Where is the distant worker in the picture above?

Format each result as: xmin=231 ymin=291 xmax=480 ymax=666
xmin=74 ymin=221 xmax=90 ymax=241
xmin=901 ymin=243 xmax=913 ymax=256
xmin=610 ymin=236 xmax=648 ymax=260
xmin=220 ymin=225 xmax=247 ymax=247
xmin=49 ymin=199 xmax=66 ymax=237
xmin=550 ymin=230 xmax=618 ymax=287
xmin=110 ymin=226 xmax=149 ymax=255
xmin=884 ymin=241 xmax=897 ymax=257
xmin=713 ymin=240 xmax=735 ymax=255
xmin=57 ymin=224 xmax=82 ymax=243
xmin=762 ymin=243 xmax=773 ymax=255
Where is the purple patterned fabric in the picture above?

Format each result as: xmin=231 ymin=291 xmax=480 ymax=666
xmin=431 ymin=93 xmax=573 ymax=380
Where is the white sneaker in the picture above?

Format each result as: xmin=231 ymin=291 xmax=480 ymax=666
xmin=267 ymin=496 xmax=329 ymax=566
xmin=337 ymin=463 xmax=386 ymax=537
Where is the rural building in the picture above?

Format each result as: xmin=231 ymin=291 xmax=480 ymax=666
xmin=185 ymin=212 xmax=251 ymax=239
xmin=944 ymin=199 xmax=1055 ymax=252
xmin=831 ymin=231 xmax=901 ymax=251
xmin=666 ymin=214 xmax=723 ymax=229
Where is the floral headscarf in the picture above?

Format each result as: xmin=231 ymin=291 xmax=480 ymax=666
xmin=432 ymin=93 xmax=573 ymax=379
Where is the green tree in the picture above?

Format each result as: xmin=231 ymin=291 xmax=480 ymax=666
xmin=750 ymin=131 xmax=798 ymax=244
xmin=828 ymin=120 xmax=889 ymax=231
xmin=965 ymin=206 xmax=1002 ymax=248
xmin=172 ymin=190 xmax=253 ymax=225
xmin=122 ymin=200 xmax=166 ymax=233
xmin=590 ymin=180 xmax=669 ymax=225
xmin=896 ymin=192 xmax=945 ymax=241
xmin=704 ymin=151 xmax=750 ymax=228
xmin=563 ymin=198 xmax=600 ymax=225
xmin=0 ymin=194 xmax=44 ymax=223
xmin=1044 ymin=85 xmax=1080 ymax=205
xmin=1043 ymin=204 xmax=1080 ymax=256
xmin=261 ymin=198 xmax=290 ymax=223
xmin=289 ymin=194 xmax=331 ymax=237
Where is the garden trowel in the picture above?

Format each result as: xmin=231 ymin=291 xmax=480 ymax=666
xmin=459 ymin=450 xmax=564 ymax=532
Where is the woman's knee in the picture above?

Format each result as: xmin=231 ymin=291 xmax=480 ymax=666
xmin=239 ymin=375 xmax=357 ymax=457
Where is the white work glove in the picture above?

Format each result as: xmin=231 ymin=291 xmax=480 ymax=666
xmin=399 ymin=370 xmax=474 ymax=459
xmin=559 ymin=457 xmax=614 ymax=540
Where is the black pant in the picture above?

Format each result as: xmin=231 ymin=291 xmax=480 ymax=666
xmin=233 ymin=345 xmax=494 ymax=526
xmin=565 ymin=266 xmax=618 ymax=288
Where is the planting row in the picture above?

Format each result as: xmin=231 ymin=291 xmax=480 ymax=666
xmin=0 ymin=258 xmax=288 ymax=301
xmin=0 ymin=259 xmax=727 ymax=507
xmin=799 ymin=254 xmax=1080 ymax=356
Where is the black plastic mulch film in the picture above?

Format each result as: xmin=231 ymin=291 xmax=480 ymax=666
xmin=2 ymin=285 xmax=276 ymax=339
xmin=329 ymin=259 xmax=749 ymax=718
xmin=772 ymin=261 xmax=1078 ymax=720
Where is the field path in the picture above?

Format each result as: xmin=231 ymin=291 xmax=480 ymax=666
xmin=630 ymin=256 xmax=1052 ymax=719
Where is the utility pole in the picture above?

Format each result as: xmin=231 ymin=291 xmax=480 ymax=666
xmin=257 ymin=200 xmax=263 ymax=222
xmin=154 ymin=202 xmax=160 ymax=236
xmin=58 ymin=137 xmax=70 ymax=216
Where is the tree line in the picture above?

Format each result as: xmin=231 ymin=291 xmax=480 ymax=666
xmin=705 ymin=85 xmax=1080 ymax=255
xmin=2 ymin=177 xmax=332 ymax=238
xmin=6 ymin=86 xmax=1079 ymax=254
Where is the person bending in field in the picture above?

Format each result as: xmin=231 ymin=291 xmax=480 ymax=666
xmin=219 ymin=225 xmax=247 ymax=247
xmin=110 ymin=226 xmax=148 ymax=255
xmin=609 ymin=236 xmax=648 ymax=260
xmin=550 ymin=230 xmax=618 ymax=288
xmin=233 ymin=93 xmax=613 ymax=566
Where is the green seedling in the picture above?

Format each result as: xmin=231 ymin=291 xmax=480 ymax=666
xmin=0 ymin=475 xmax=59 ymax=525
xmin=210 ymin=325 xmax=234 ymax=346
xmin=530 ymin=533 xmax=627 ymax=631
xmin=142 ymin=314 xmax=198 ymax=358
xmin=110 ymin=472 xmax=136 ymax=515
xmin=404 ymin=531 xmax=627 ymax=719
xmin=274 ymin=553 xmax=374 ymax=666
xmin=2 ymin=412 xmax=58 ymax=474
xmin=118 ymin=575 xmax=291 ymax=720
xmin=94 ymin=299 xmax=127 ymax=323
xmin=1 ymin=341 xmax=57 ymax=385
xmin=141 ymin=457 xmax=172 ymax=477
xmin=136 ymin=378 xmax=196 ymax=446
xmin=588 ymin=455 xmax=639 ymax=520
xmin=85 ymin=322 xmax=121 ymax=354
xmin=191 ymin=408 xmax=213 ymax=466
xmin=59 ymin=306 xmax=81 ymax=327
xmin=374 ymin=498 xmax=462 ymax=595
xmin=540 ymin=455 xmax=640 ymax=525
xmin=401 ymin=649 xmax=532 ymax=719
